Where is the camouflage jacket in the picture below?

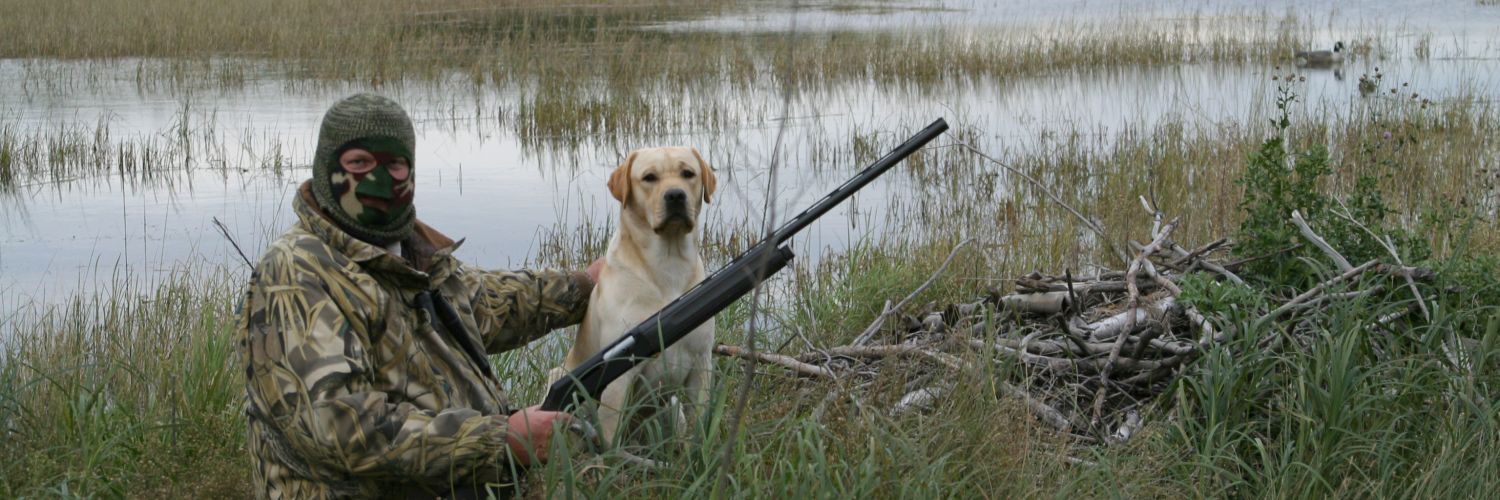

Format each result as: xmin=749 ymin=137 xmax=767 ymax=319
xmin=236 ymin=183 xmax=591 ymax=499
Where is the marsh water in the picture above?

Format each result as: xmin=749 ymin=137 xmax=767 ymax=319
xmin=3 ymin=0 xmax=1500 ymax=305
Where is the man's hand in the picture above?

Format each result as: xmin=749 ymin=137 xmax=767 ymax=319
xmin=586 ymin=257 xmax=605 ymax=284
xmin=504 ymin=405 xmax=571 ymax=467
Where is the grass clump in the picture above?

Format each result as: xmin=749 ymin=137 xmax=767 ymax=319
xmin=0 ymin=268 xmax=247 ymax=497
xmin=1234 ymin=80 xmax=1429 ymax=284
xmin=1153 ymin=81 xmax=1500 ymax=498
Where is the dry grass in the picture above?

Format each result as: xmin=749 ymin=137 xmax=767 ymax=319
xmin=4 ymin=0 xmax=1324 ymax=90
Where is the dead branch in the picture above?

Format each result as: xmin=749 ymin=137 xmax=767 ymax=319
xmin=998 ymin=381 xmax=1073 ymax=431
xmin=1291 ymin=209 xmax=1354 ymax=272
xmin=1094 ymin=218 xmax=1178 ymax=424
xmin=714 ymin=345 xmax=836 ymax=379
xmin=1252 ymin=259 xmax=1380 ymax=332
xmin=1330 ymin=203 xmax=1430 ymax=321
xmin=853 ymin=239 xmax=974 ymax=346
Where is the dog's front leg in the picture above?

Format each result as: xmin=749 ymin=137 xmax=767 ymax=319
xmin=597 ymin=368 xmax=637 ymax=447
xmin=682 ymin=353 xmax=714 ymax=434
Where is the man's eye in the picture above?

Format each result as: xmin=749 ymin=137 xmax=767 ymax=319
xmin=642 ymin=173 xmax=658 ymax=182
xmin=681 ymin=170 xmax=695 ymax=179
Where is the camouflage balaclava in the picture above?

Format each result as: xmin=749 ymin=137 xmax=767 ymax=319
xmin=310 ymin=93 xmax=418 ymax=245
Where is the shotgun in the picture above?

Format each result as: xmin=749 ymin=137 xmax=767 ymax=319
xmin=540 ymin=118 xmax=949 ymax=412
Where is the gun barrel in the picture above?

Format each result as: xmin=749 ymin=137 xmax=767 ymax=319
xmin=771 ymin=118 xmax=948 ymax=244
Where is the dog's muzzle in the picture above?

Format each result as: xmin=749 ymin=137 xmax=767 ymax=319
xmin=657 ymin=188 xmax=694 ymax=231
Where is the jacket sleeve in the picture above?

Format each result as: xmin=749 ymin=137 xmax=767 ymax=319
xmin=459 ymin=266 xmax=592 ymax=353
xmin=243 ymin=248 xmax=517 ymax=483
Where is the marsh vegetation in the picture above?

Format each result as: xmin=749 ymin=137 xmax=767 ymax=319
xmin=4 ymin=0 xmax=1500 ymax=497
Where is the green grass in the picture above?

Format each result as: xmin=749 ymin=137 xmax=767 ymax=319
xmin=5 ymin=232 xmax=1498 ymax=497
xmin=0 ymin=267 xmax=247 ymax=497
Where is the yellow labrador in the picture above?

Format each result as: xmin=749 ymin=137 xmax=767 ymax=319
xmin=552 ymin=146 xmax=718 ymax=445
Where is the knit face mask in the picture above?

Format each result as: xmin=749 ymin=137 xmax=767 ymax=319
xmin=330 ymin=137 xmax=414 ymax=229
xmin=310 ymin=93 xmax=418 ymax=245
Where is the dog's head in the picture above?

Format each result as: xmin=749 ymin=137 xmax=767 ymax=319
xmin=608 ymin=147 xmax=717 ymax=236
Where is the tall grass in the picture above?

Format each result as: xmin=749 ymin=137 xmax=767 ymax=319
xmin=4 ymin=0 xmax=1325 ymax=91
xmin=4 ymin=202 xmax=1499 ymax=497
xmin=0 ymin=267 xmax=247 ymax=497
xmin=1159 ymin=267 xmax=1500 ymax=498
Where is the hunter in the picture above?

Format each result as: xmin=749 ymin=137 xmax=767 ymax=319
xmin=236 ymin=93 xmax=595 ymax=499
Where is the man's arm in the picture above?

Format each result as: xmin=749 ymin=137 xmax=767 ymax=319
xmin=243 ymin=251 xmax=522 ymax=482
xmin=459 ymin=266 xmax=593 ymax=353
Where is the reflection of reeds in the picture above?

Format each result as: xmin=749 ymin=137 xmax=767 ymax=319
xmin=0 ymin=114 xmax=298 ymax=190
xmin=5 ymin=85 xmax=1498 ymax=263
xmin=6 ymin=0 xmax=1321 ymax=89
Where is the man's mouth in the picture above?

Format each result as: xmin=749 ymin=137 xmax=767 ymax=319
xmin=357 ymin=194 xmax=392 ymax=211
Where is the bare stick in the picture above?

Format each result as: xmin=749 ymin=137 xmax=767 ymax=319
xmin=1291 ymin=210 xmax=1353 ymax=272
xmin=1224 ymin=243 xmax=1302 ymax=269
xmin=1094 ymin=218 xmax=1177 ymax=425
xmin=714 ymin=345 xmax=836 ymax=379
xmin=1329 ymin=204 xmax=1430 ymax=321
xmin=1168 ymin=238 xmax=1228 ymax=267
xmin=1252 ymin=260 xmax=1380 ymax=332
xmin=1170 ymin=242 xmax=1245 ymax=285
xmin=211 ymin=216 xmax=254 ymax=271
xmin=998 ymin=381 xmax=1073 ymax=431
xmin=1140 ymin=257 xmax=1183 ymax=297
xmin=1132 ymin=197 xmax=1182 ymax=296
xmin=852 ymin=238 xmax=974 ymax=346
xmin=1185 ymin=305 xmax=1222 ymax=346
xmin=951 ymin=141 xmax=1130 ymax=265
xmin=806 ymin=344 xmax=968 ymax=372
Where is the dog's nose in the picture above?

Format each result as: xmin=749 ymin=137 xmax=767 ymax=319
xmin=664 ymin=189 xmax=687 ymax=205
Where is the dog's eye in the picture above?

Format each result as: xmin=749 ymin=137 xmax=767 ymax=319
xmin=680 ymin=169 xmax=695 ymax=179
xmin=642 ymin=173 xmax=658 ymax=183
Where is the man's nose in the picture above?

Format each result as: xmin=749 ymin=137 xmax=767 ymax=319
xmin=664 ymin=189 xmax=687 ymax=205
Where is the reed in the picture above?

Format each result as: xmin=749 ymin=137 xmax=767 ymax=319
xmin=5 ymin=0 xmax=1323 ymax=90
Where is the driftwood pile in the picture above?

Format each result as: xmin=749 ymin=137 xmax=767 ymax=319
xmin=713 ymin=197 xmax=1435 ymax=444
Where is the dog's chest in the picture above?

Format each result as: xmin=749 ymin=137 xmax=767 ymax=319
xmin=594 ymin=274 xmax=713 ymax=385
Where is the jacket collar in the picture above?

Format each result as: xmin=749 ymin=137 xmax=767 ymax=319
xmin=294 ymin=181 xmax=464 ymax=289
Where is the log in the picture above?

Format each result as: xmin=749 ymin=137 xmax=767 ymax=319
xmin=891 ymin=385 xmax=951 ymax=416
xmin=999 ymin=291 xmax=1071 ymax=315
xmin=1084 ymin=296 xmax=1178 ymax=342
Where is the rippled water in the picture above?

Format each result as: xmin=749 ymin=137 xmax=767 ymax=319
xmin=2 ymin=0 xmax=1499 ymax=304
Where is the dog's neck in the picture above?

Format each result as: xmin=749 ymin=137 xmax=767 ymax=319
xmin=613 ymin=206 xmax=704 ymax=294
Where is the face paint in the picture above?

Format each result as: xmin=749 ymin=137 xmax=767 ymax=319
xmin=329 ymin=137 xmax=414 ymax=228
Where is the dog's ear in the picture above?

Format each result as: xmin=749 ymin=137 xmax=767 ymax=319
xmin=608 ymin=151 xmax=637 ymax=204
xmin=691 ymin=147 xmax=717 ymax=204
